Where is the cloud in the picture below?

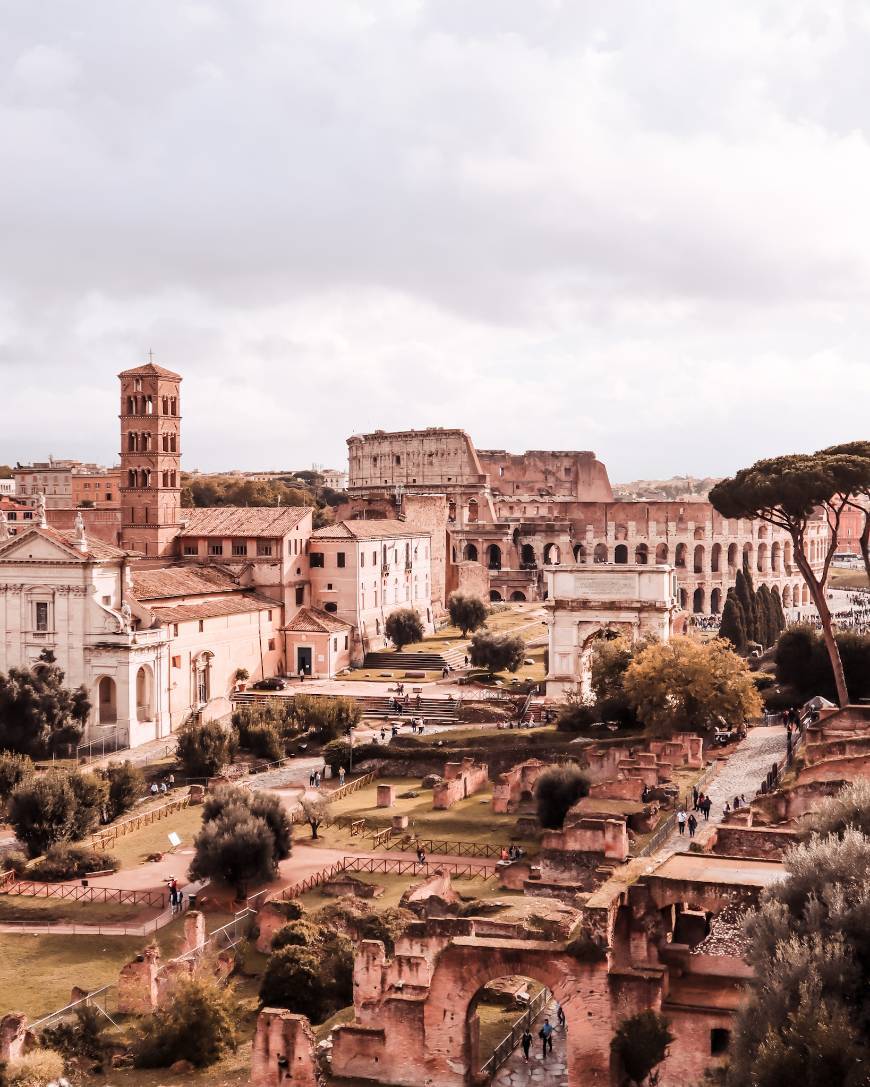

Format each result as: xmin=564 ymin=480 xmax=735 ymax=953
xmin=1 ymin=0 xmax=869 ymax=480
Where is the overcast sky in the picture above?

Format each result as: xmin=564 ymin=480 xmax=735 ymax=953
xmin=2 ymin=1 xmax=870 ymax=482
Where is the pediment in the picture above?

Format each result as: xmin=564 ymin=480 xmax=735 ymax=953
xmin=0 ymin=530 xmax=86 ymax=564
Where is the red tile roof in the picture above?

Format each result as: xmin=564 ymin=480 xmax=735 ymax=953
xmin=179 ymin=506 xmax=311 ymax=539
xmin=0 ymin=525 xmax=130 ymax=562
xmin=311 ymin=518 xmax=428 ymax=541
xmin=132 ymin=565 xmax=240 ymax=601
xmin=148 ymin=594 xmax=277 ymax=623
xmin=282 ymin=606 xmax=352 ymax=633
xmin=118 ymin=361 xmax=182 ymax=380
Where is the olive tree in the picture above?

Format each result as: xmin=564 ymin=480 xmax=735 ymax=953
xmin=468 ymin=632 xmax=525 ymax=674
xmin=447 ymin=593 xmax=488 ymax=636
xmin=384 ymin=608 xmax=424 ymax=650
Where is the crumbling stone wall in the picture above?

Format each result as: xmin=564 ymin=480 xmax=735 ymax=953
xmin=250 ymin=1008 xmax=320 ymax=1087
xmin=432 ymin=757 xmax=488 ymax=809
xmin=492 ymin=758 xmax=546 ymax=813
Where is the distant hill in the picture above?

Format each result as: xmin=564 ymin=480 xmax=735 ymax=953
xmin=612 ymin=476 xmax=720 ymax=501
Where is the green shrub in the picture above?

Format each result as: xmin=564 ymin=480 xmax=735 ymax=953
xmin=0 ymin=751 xmax=34 ymax=800
xmin=611 ymin=1011 xmax=674 ymax=1086
xmin=105 ymin=760 xmax=144 ymax=819
xmin=1 ymin=849 xmax=28 ymax=876
xmin=534 ymin=764 xmax=590 ymax=829
xmin=41 ymin=1005 xmax=107 ymax=1059
xmin=8 ymin=771 xmax=79 ymax=857
xmin=3 ymin=1048 xmax=65 ymax=1087
xmin=447 ymin=593 xmax=489 ymax=636
xmin=322 ymin=738 xmax=352 ymax=772
xmin=176 ymin=718 xmax=237 ymax=778
xmin=259 ymin=932 xmax=353 ymax=1024
xmin=272 ymin=918 xmax=322 ymax=950
xmin=30 ymin=844 xmax=119 ymax=881
xmin=133 ymin=975 xmax=238 ymax=1068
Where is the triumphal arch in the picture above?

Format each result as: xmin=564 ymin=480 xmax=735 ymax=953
xmin=545 ymin=564 xmax=678 ymax=697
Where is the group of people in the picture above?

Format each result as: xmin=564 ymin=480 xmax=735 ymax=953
xmin=676 ymin=808 xmax=699 ymax=837
xmin=149 ymin=774 xmax=175 ymax=796
xmin=520 ymin=1004 xmax=566 ymax=1062
xmin=308 ymin=770 xmax=322 ymax=788
xmin=498 ymin=844 xmax=525 ymax=862
xmin=723 ymin=794 xmax=747 ymax=817
xmin=166 ymin=877 xmax=185 ymax=913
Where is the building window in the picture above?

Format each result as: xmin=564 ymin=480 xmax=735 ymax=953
xmin=710 ymin=1029 xmax=730 ymax=1056
xmin=344 ymin=635 xmax=348 ymax=650
xmin=183 ymin=544 xmax=197 ymax=556
xmin=333 ymin=637 xmax=338 ymax=651
xmin=232 ymin=541 xmax=247 ymax=557
xmin=257 ymin=541 xmax=273 ymax=557
xmin=198 ymin=620 xmax=204 ymax=633
xmin=171 ymin=655 xmax=181 ymax=668
xmin=360 ymin=553 xmax=365 ymax=567
xmin=172 ymin=624 xmax=179 ymax=637
xmin=295 ymin=586 xmax=304 ymax=606
xmin=102 ymin=595 xmax=111 ymax=605
xmin=372 ymin=550 xmax=377 ymax=565
xmin=268 ymin=638 xmax=276 ymax=650
xmin=310 ymin=552 xmax=324 ymax=568
xmin=35 ymin=601 xmax=49 ymax=632
xmin=324 ymin=602 xmax=338 ymax=613
xmin=337 ymin=552 xmax=346 ymax=568
xmin=208 ymin=543 xmax=223 ymax=556
xmin=267 ymin=610 xmax=273 ymax=620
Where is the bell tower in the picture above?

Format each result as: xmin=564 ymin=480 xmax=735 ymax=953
xmin=119 ymin=357 xmax=183 ymax=557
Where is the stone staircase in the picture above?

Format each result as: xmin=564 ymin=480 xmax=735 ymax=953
xmin=363 ymin=646 xmax=467 ymax=671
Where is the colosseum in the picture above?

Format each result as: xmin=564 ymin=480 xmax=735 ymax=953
xmin=342 ymin=428 xmax=828 ymax=615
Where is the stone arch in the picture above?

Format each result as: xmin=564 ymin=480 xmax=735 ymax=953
xmin=743 ymin=542 xmax=753 ymax=568
xmin=467 ymin=499 xmax=479 ymax=523
xmin=463 ymin=543 xmax=478 ymax=562
xmin=710 ymin=587 xmax=722 ymax=613
xmin=510 ymin=591 xmax=527 ymax=602
xmin=521 ymin=543 xmax=536 ymax=566
xmin=711 ymin=542 xmax=722 ymax=573
xmin=756 ymin=542 xmax=768 ymax=573
xmin=135 ymin=665 xmax=154 ymax=722
xmin=486 ymin=544 xmax=502 ymax=570
xmin=96 ymin=675 xmax=117 ymax=725
xmin=727 ymin=542 xmax=738 ymax=570
xmin=614 ymin=523 xmax=628 ymax=541
xmin=635 ymin=542 xmax=648 ymax=565
xmin=489 ymin=590 xmax=502 ymax=602
xmin=801 ymin=583 xmax=809 ymax=606
xmin=757 ymin=524 xmax=768 ymax=539
xmin=614 ymin=544 xmax=628 ymax=564
xmin=544 ymin=543 xmax=561 ymax=565
xmin=771 ymin=541 xmax=781 ymax=573
xmin=784 ymin=540 xmax=793 ymax=572
xmin=693 ymin=544 xmax=705 ymax=573
xmin=694 ymin=527 xmax=705 ymax=540
xmin=693 ymin=587 xmax=705 ymax=613
xmin=573 ymin=542 xmax=587 ymax=563
xmin=655 ymin=543 xmax=668 ymax=563
xmin=593 ymin=543 xmax=608 ymax=563
xmin=675 ymin=543 xmax=687 ymax=568
xmin=421 ymin=940 xmax=610 ymax=1087
xmin=192 ymin=650 xmax=214 ymax=705
xmin=782 ymin=584 xmax=792 ymax=607
xmin=679 ymin=587 xmax=688 ymax=610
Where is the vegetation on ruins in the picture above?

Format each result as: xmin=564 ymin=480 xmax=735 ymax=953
xmin=29 ymin=843 xmax=119 ymax=881
xmin=775 ymin=624 xmax=870 ymax=704
xmin=385 ymin=607 xmax=425 ymax=650
xmin=729 ymin=828 xmax=870 ymax=1086
xmin=0 ymin=655 xmax=90 ymax=757
xmin=299 ymin=791 xmax=331 ymax=838
xmin=534 ymin=764 xmax=591 ymax=829
xmin=9 ymin=768 xmax=107 ymax=857
xmin=180 ymin=470 xmax=345 ymax=519
xmin=468 ymin=631 xmax=526 ymax=674
xmin=175 ymin=717 xmax=237 ymax=778
xmin=710 ymin=451 xmax=870 ymax=706
xmin=800 ymin=779 xmax=870 ymax=840
xmin=610 ymin=1010 xmax=674 ymax=1087
xmin=190 ymin=785 xmax=292 ymax=896
xmin=41 ymin=1003 xmax=109 ymax=1062
xmin=447 ymin=591 xmax=489 ymax=636
xmin=622 ymin=637 xmax=762 ymax=737
xmin=104 ymin=759 xmax=144 ymax=820
xmin=259 ymin=917 xmax=354 ymax=1022
xmin=133 ymin=973 xmax=240 ymax=1068
xmin=2 ymin=1047 xmax=65 ymax=1087
xmin=719 ymin=560 xmax=786 ymax=653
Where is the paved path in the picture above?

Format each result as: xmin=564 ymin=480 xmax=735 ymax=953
xmin=658 ymin=725 xmax=787 ymax=859
xmin=492 ymin=1000 xmax=568 ymax=1087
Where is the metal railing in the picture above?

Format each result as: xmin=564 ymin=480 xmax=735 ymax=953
xmin=479 ymin=987 xmax=551 ymax=1079
xmin=30 ymin=985 xmax=118 ymax=1033
xmin=378 ymin=836 xmax=504 ymax=859
xmin=75 ymin=731 xmax=127 ymax=764
xmin=89 ymin=793 xmax=191 ymax=851
xmin=2 ymin=880 xmax=166 ymax=908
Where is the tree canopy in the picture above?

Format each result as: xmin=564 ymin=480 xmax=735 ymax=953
xmin=622 ymin=637 xmax=762 ymax=737
xmin=710 ymin=452 xmax=870 ymax=706
xmin=0 ymin=660 xmax=90 ymax=757
xmin=175 ymin=718 xmax=237 ymax=778
xmin=468 ymin=631 xmax=525 ymax=674
xmin=384 ymin=608 xmax=425 ymax=650
xmin=534 ymin=765 xmax=590 ymax=829
xmin=447 ymin=593 xmax=489 ymax=636
xmin=775 ymin=624 xmax=870 ymax=703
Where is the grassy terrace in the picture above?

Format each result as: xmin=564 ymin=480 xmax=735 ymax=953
xmin=104 ymin=803 xmax=205 ymax=870
xmin=296 ymin=871 xmax=521 ymax=912
xmin=0 ymin=897 xmax=161 ymax=925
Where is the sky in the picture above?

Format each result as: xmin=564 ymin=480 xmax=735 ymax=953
xmin=2 ymin=1 xmax=870 ymax=482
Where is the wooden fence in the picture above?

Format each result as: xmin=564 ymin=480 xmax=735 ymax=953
xmin=278 ymin=855 xmax=496 ymax=903
xmin=2 ymin=880 xmax=166 ymax=908
xmin=89 ymin=793 xmax=191 ymax=851
xmin=378 ymin=836 xmax=504 ymax=859
xmin=328 ymin=770 xmax=378 ymax=801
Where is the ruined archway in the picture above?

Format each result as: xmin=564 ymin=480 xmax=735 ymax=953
xmin=521 ymin=543 xmax=536 ymax=566
xmin=693 ymin=587 xmax=705 ymax=613
xmin=693 ymin=544 xmax=705 ymax=574
xmin=675 ymin=543 xmax=687 ymax=568
xmin=490 ymin=590 xmax=503 ymax=602
xmin=573 ymin=543 xmax=587 ymax=563
xmin=635 ymin=543 xmax=648 ymax=565
xmin=593 ymin=543 xmax=608 ymax=564
xmin=614 ymin=544 xmax=628 ymax=564
xmin=487 ymin=544 xmax=502 ymax=570
xmin=510 ymin=591 xmax=527 ymax=602
xmin=727 ymin=543 xmax=738 ymax=570
xmin=544 ymin=543 xmax=561 ymax=566
xmin=711 ymin=543 xmax=721 ymax=573
xmin=710 ymin=587 xmax=722 ymax=613
xmin=463 ymin=543 xmax=479 ymax=562
xmin=655 ymin=543 xmax=668 ymax=564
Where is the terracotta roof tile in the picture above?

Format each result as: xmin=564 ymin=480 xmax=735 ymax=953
xmin=179 ymin=506 xmax=311 ymax=539
xmin=148 ymin=594 xmax=278 ymax=623
xmin=132 ymin=565 xmax=240 ymax=601
xmin=118 ymin=361 xmax=182 ymax=380
xmin=311 ymin=518 xmax=428 ymax=541
xmin=282 ymin=606 xmax=352 ymax=633
xmin=0 ymin=525 xmax=130 ymax=562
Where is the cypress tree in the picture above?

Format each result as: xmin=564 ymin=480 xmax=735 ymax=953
xmin=756 ymin=583 xmax=774 ymax=647
xmin=719 ymin=589 xmax=747 ymax=652
xmin=735 ymin=563 xmax=758 ymax=644
xmin=771 ymin=587 xmax=787 ymax=641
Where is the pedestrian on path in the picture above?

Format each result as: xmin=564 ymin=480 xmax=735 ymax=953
xmin=687 ymin=813 xmax=698 ymax=838
xmin=539 ymin=1019 xmax=554 ymax=1059
xmin=557 ymin=1004 xmax=566 ymax=1029
xmin=692 ymin=786 xmax=699 ymax=809
xmin=338 ymin=767 xmax=346 ymax=787
xmin=677 ymin=808 xmax=687 ymax=835
xmin=521 ymin=1029 xmax=532 ymax=1062
xmin=701 ymin=796 xmax=711 ymax=820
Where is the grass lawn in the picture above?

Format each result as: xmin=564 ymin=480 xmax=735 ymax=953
xmin=107 ymin=804 xmax=204 ymax=870
xmin=0 ymin=897 xmax=160 ymax=925
xmin=297 ymin=871 xmax=516 ymax=913
xmin=334 ymin=668 xmax=442 ymax=683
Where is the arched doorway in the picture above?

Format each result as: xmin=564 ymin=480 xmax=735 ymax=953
xmin=466 ymin=976 xmax=553 ymax=1082
xmin=97 ymin=676 xmax=117 ymax=724
xmin=655 ymin=543 xmax=668 ymax=564
xmin=521 ymin=544 xmax=536 ymax=567
xmin=489 ymin=590 xmax=503 ymax=602
xmin=544 ymin=543 xmax=560 ymax=566
xmin=679 ymin=588 xmax=688 ymax=610
xmin=593 ymin=543 xmax=608 ymax=563
xmin=487 ymin=545 xmax=502 ymax=570
xmin=463 ymin=543 xmax=479 ymax=562
xmin=756 ymin=542 xmax=768 ymax=573
xmin=771 ymin=542 xmax=781 ymax=572
xmin=675 ymin=543 xmax=687 ymax=568
xmin=192 ymin=652 xmax=213 ymax=705
xmin=782 ymin=584 xmax=792 ymax=607
xmin=614 ymin=544 xmax=628 ymax=564
xmin=635 ymin=543 xmax=648 ymax=564
xmin=693 ymin=587 xmax=705 ymax=613
xmin=710 ymin=587 xmax=722 ymax=613
xmin=135 ymin=665 xmax=153 ymax=722
xmin=510 ymin=591 xmax=527 ymax=602
xmin=573 ymin=543 xmax=586 ymax=563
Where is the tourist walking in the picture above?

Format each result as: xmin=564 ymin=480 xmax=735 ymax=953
xmin=692 ymin=786 xmax=699 ymax=809
xmin=687 ymin=813 xmax=698 ymax=838
xmin=677 ymin=808 xmax=687 ymax=835
xmin=338 ymin=766 xmax=346 ymax=787
xmin=557 ymin=1004 xmax=566 ymax=1029
xmin=701 ymin=796 xmax=711 ymax=821
xmin=539 ymin=1019 xmax=554 ymax=1059
xmin=521 ymin=1028 xmax=532 ymax=1062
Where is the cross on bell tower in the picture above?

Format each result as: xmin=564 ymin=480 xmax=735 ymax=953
xmin=118 ymin=355 xmax=183 ymax=557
